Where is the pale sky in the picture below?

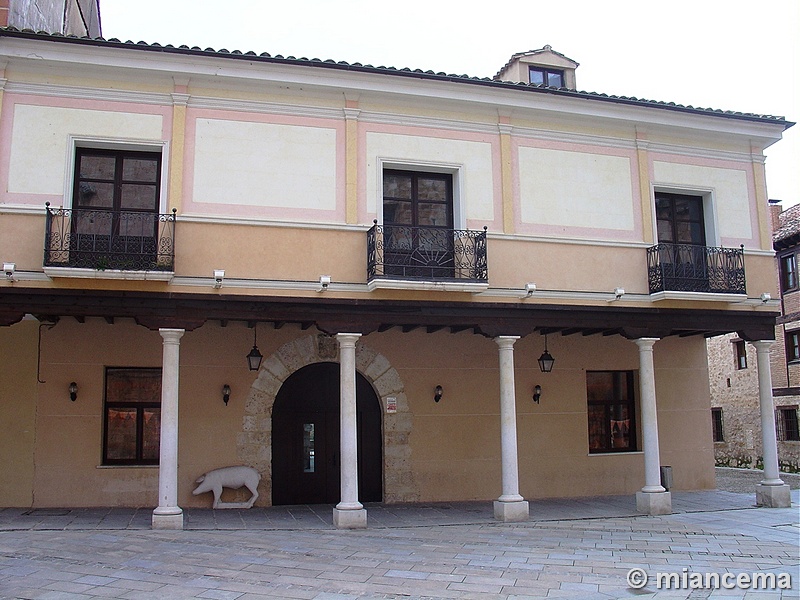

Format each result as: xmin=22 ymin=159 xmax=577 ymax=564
xmin=98 ymin=0 xmax=799 ymax=206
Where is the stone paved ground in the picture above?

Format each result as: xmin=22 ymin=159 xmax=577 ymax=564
xmin=0 ymin=471 xmax=797 ymax=599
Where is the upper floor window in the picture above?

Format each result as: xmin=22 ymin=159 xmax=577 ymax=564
xmin=587 ymin=371 xmax=637 ymax=453
xmin=529 ymin=66 xmax=564 ymax=87
xmin=655 ymin=192 xmax=705 ymax=246
xmin=103 ymin=367 xmax=162 ymax=465
xmin=776 ymin=406 xmax=800 ymax=442
xmin=711 ymin=407 xmax=724 ymax=442
xmin=786 ymin=331 xmax=800 ymax=363
xmin=734 ymin=340 xmax=747 ymax=370
xmin=780 ymin=253 xmax=797 ymax=292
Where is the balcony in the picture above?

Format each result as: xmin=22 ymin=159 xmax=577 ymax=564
xmin=43 ymin=204 xmax=176 ymax=280
xmin=647 ymin=243 xmax=746 ymax=296
xmin=367 ymin=222 xmax=488 ymax=292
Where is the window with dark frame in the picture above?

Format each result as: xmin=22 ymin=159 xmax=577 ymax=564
xmin=711 ymin=407 xmax=724 ymax=442
xmin=528 ymin=66 xmax=564 ymax=87
xmin=734 ymin=340 xmax=747 ymax=370
xmin=780 ymin=253 xmax=797 ymax=292
xmin=586 ymin=371 xmax=637 ymax=453
xmin=70 ymin=148 xmax=162 ymax=270
xmin=776 ymin=406 xmax=800 ymax=442
xmin=103 ymin=367 xmax=162 ymax=465
xmin=785 ymin=331 xmax=800 ymax=363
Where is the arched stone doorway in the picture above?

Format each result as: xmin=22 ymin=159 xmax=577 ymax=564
xmin=271 ymin=362 xmax=382 ymax=505
xmin=237 ymin=334 xmax=417 ymax=506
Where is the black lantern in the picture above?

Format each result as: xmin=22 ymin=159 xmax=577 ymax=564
xmin=434 ymin=385 xmax=443 ymax=403
xmin=222 ymin=384 xmax=231 ymax=405
xmin=247 ymin=325 xmax=263 ymax=371
xmin=537 ymin=334 xmax=555 ymax=373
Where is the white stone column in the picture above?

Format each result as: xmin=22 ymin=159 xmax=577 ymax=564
xmin=752 ymin=340 xmax=790 ymax=507
xmin=493 ymin=336 xmax=529 ymax=522
xmin=634 ymin=338 xmax=671 ymax=515
xmin=152 ymin=328 xmax=185 ymax=529
xmin=333 ymin=333 xmax=367 ymax=528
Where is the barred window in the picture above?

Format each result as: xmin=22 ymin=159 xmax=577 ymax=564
xmin=776 ymin=406 xmax=800 ymax=442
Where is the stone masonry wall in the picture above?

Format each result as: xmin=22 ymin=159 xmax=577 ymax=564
xmin=237 ymin=334 xmax=417 ymax=506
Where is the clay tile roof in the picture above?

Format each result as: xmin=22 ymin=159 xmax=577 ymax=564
xmin=774 ymin=204 xmax=800 ymax=249
xmin=0 ymin=28 xmax=793 ymax=129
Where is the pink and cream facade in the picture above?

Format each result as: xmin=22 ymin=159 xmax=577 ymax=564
xmin=0 ymin=32 xmax=792 ymax=528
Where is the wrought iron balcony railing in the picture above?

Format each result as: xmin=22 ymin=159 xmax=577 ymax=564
xmin=367 ymin=221 xmax=488 ymax=283
xmin=647 ymin=243 xmax=745 ymax=295
xmin=44 ymin=203 xmax=177 ymax=272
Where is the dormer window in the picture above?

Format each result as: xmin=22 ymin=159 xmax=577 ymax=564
xmin=495 ymin=46 xmax=578 ymax=88
xmin=529 ymin=66 xmax=564 ymax=88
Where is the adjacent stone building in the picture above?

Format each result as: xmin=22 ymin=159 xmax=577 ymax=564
xmin=708 ymin=203 xmax=800 ymax=473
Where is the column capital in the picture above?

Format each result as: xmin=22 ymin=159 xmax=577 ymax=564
xmin=750 ymin=339 xmax=774 ymax=352
xmin=634 ymin=337 xmax=659 ymax=351
xmin=159 ymin=328 xmax=185 ymax=343
xmin=336 ymin=333 xmax=362 ymax=348
xmin=494 ymin=335 xmax=520 ymax=349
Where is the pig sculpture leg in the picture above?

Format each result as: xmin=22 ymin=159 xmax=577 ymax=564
xmin=193 ymin=466 xmax=261 ymax=509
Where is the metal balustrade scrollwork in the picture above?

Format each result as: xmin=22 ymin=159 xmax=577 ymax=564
xmin=367 ymin=221 xmax=488 ymax=283
xmin=44 ymin=203 xmax=177 ymax=272
xmin=647 ymin=243 xmax=745 ymax=295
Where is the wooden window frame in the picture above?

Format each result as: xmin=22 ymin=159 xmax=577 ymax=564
xmin=102 ymin=367 xmax=162 ymax=466
xmin=785 ymin=331 xmax=800 ymax=363
xmin=779 ymin=252 xmax=797 ymax=292
xmin=734 ymin=339 xmax=747 ymax=370
xmin=586 ymin=370 xmax=637 ymax=454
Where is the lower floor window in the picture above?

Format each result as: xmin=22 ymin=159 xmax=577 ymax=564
xmin=711 ymin=407 xmax=724 ymax=442
xmin=776 ymin=406 xmax=800 ymax=442
xmin=103 ymin=367 xmax=162 ymax=465
xmin=587 ymin=370 xmax=637 ymax=453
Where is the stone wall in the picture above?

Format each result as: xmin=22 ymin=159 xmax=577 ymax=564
xmin=708 ymin=333 xmax=800 ymax=472
xmin=707 ymin=333 xmax=763 ymax=468
xmin=237 ymin=334 xmax=417 ymax=506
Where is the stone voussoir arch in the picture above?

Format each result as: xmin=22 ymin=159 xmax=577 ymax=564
xmin=237 ymin=333 xmax=417 ymax=505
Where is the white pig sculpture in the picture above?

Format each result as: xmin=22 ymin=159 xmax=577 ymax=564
xmin=192 ymin=466 xmax=260 ymax=509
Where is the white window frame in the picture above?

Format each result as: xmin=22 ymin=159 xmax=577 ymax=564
xmin=651 ymin=184 xmax=720 ymax=247
xmin=64 ymin=135 xmax=170 ymax=213
xmin=376 ymin=158 xmax=465 ymax=230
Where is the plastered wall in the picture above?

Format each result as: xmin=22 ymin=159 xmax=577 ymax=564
xmin=1 ymin=319 xmax=715 ymax=508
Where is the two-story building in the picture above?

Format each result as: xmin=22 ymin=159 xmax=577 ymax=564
xmin=0 ymin=30 xmax=793 ymax=529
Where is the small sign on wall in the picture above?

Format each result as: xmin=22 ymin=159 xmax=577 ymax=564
xmin=386 ymin=396 xmax=397 ymax=413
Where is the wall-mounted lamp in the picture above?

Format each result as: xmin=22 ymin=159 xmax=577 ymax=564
xmin=434 ymin=385 xmax=443 ymax=403
xmin=537 ymin=334 xmax=555 ymax=373
xmin=3 ymin=262 xmax=15 ymax=282
xmin=222 ymin=384 xmax=231 ymax=405
xmin=533 ymin=384 xmax=542 ymax=404
xmin=760 ymin=292 xmax=771 ymax=304
xmin=246 ymin=325 xmax=263 ymax=371
xmin=613 ymin=287 xmax=625 ymax=300
xmin=68 ymin=381 xmax=78 ymax=402
xmin=213 ymin=269 xmax=225 ymax=289
xmin=318 ymin=275 xmax=331 ymax=292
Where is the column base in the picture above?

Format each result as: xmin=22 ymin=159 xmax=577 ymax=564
xmin=756 ymin=484 xmax=791 ymax=508
xmin=333 ymin=507 xmax=367 ymax=529
xmin=151 ymin=508 xmax=184 ymax=530
xmin=493 ymin=500 xmax=529 ymax=522
xmin=636 ymin=491 xmax=672 ymax=515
